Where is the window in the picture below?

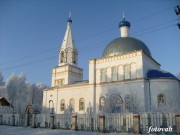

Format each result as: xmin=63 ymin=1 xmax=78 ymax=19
xmin=79 ymin=98 xmax=85 ymax=111
xmin=131 ymin=63 xmax=136 ymax=79
xmin=112 ymin=67 xmax=118 ymax=81
xmin=69 ymin=98 xmax=75 ymax=112
xmin=49 ymin=100 xmax=54 ymax=113
xmin=157 ymin=94 xmax=166 ymax=107
xmin=114 ymin=96 xmax=123 ymax=113
xmin=56 ymin=79 xmax=65 ymax=85
xmin=72 ymin=51 xmax=78 ymax=64
xmin=99 ymin=97 xmax=105 ymax=110
xmin=60 ymin=51 xmax=65 ymax=63
xmin=125 ymin=96 xmax=131 ymax=111
xmin=101 ymin=68 xmax=107 ymax=83
xmin=67 ymin=49 xmax=72 ymax=63
xmin=124 ymin=65 xmax=130 ymax=79
xmin=60 ymin=99 xmax=65 ymax=111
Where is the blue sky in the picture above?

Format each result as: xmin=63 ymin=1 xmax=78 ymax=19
xmin=0 ymin=0 xmax=180 ymax=86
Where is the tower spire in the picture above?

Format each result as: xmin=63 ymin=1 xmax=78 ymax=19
xmin=59 ymin=13 xmax=77 ymax=66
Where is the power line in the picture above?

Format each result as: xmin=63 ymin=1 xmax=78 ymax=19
xmin=0 ymin=46 xmax=59 ymax=66
xmin=0 ymin=19 xmax=175 ymax=67
xmin=1 ymin=56 xmax=57 ymax=71
xmin=0 ymin=23 xmax=176 ymax=71
xmin=132 ymin=6 xmax=173 ymax=22
xmin=133 ymin=19 xmax=177 ymax=34
xmin=0 ymin=6 xmax=176 ymax=69
xmin=134 ymin=24 xmax=176 ymax=37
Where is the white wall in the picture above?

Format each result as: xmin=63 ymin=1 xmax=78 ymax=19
xmin=43 ymin=84 xmax=93 ymax=114
xmin=89 ymin=51 xmax=144 ymax=85
xmin=96 ymin=79 xmax=146 ymax=113
xmin=142 ymin=53 xmax=160 ymax=77
xmin=149 ymin=79 xmax=180 ymax=112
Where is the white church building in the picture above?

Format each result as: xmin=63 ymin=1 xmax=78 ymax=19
xmin=42 ymin=16 xmax=180 ymax=114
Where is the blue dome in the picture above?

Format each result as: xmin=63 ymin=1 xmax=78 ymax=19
xmin=119 ymin=18 xmax=131 ymax=28
xmin=147 ymin=70 xmax=178 ymax=80
xmin=102 ymin=37 xmax=151 ymax=57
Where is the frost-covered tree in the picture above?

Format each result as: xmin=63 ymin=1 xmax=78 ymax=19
xmin=4 ymin=72 xmax=47 ymax=114
xmin=0 ymin=72 xmax=5 ymax=86
xmin=30 ymin=83 xmax=47 ymax=112
xmin=177 ymin=73 xmax=180 ymax=80
xmin=99 ymin=89 xmax=123 ymax=113
xmin=0 ymin=71 xmax=7 ymax=98
xmin=99 ymin=89 xmax=144 ymax=113
xmin=6 ymin=73 xmax=27 ymax=113
xmin=124 ymin=90 xmax=144 ymax=113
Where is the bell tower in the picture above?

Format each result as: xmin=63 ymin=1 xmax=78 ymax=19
xmin=51 ymin=15 xmax=83 ymax=87
xmin=58 ymin=15 xmax=78 ymax=66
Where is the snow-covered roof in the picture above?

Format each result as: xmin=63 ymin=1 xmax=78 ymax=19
xmin=146 ymin=70 xmax=178 ymax=80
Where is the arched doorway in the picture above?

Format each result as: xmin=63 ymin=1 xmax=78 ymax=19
xmin=25 ymin=105 xmax=39 ymax=127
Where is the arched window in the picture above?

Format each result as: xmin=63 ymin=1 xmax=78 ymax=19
xmin=60 ymin=51 xmax=65 ymax=63
xmin=69 ymin=98 xmax=75 ymax=112
xmin=72 ymin=51 xmax=78 ymax=64
xmin=157 ymin=94 xmax=166 ymax=107
xmin=79 ymin=98 xmax=85 ymax=111
xmin=55 ymin=79 xmax=65 ymax=85
xmin=101 ymin=68 xmax=107 ymax=83
xmin=124 ymin=65 xmax=130 ymax=80
xmin=67 ymin=49 xmax=72 ymax=63
xmin=49 ymin=100 xmax=54 ymax=113
xmin=99 ymin=97 xmax=105 ymax=110
xmin=125 ymin=95 xmax=131 ymax=111
xmin=114 ymin=96 xmax=123 ymax=113
xmin=131 ymin=63 xmax=136 ymax=79
xmin=112 ymin=67 xmax=118 ymax=81
xmin=60 ymin=99 xmax=65 ymax=111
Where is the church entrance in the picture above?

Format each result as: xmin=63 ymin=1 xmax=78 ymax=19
xmin=25 ymin=105 xmax=38 ymax=127
xmin=27 ymin=113 xmax=32 ymax=126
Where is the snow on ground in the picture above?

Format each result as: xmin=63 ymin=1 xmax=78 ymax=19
xmin=0 ymin=125 xmax=171 ymax=135
xmin=0 ymin=125 xmax=132 ymax=135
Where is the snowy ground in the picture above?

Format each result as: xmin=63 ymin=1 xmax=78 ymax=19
xmin=0 ymin=125 xmax=173 ymax=135
xmin=0 ymin=125 xmax=132 ymax=135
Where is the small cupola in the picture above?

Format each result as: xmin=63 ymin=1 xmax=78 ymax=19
xmin=118 ymin=15 xmax=131 ymax=37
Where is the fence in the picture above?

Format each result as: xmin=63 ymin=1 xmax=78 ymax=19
xmin=77 ymin=114 xmax=98 ymax=131
xmin=0 ymin=112 xmax=179 ymax=134
xmin=140 ymin=112 xmax=176 ymax=133
xmin=104 ymin=113 xmax=133 ymax=132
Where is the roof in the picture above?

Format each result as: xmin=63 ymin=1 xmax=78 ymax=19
xmin=0 ymin=97 xmax=11 ymax=106
xmin=118 ymin=18 xmax=131 ymax=28
xmin=44 ymin=80 xmax=89 ymax=91
xmin=102 ymin=37 xmax=151 ymax=57
xmin=60 ymin=19 xmax=77 ymax=51
xmin=146 ymin=70 xmax=178 ymax=80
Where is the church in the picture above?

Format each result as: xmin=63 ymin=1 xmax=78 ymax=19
xmin=42 ymin=16 xmax=180 ymax=114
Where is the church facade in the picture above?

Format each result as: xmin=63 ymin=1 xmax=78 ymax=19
xmin=42 ymin=16 xmax=180 ymax=114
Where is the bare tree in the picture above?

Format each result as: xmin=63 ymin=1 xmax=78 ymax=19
xmin=99 ymin=89 xmax=123 ymax=113
xmin=126 ymin=90 xmax=144 ymax=113
xmin=99 ymin=88 xmax=144 ymax=113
